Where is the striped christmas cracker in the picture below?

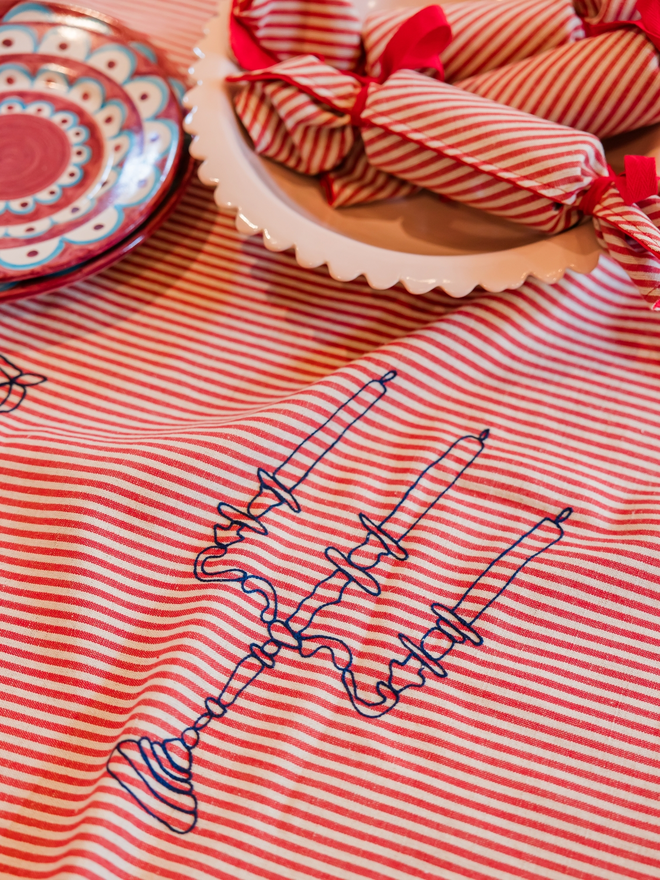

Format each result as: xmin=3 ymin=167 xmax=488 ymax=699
xmin=358 ymin=72 xmax=660 ymax=307
xmin=457 ymin=28 xmax=660 ymax=140
xmin=231 ymin=0 xmax=586 ymax=79
xmin=327 ymin=0 xmax=660 ymax=204
xmin=231 ymin=0 xmax=586 ymax=202
xmin=324 ymin=0 xmax=658 ymax=206
xmin=231 ymin=58 xmax=660 ymax=308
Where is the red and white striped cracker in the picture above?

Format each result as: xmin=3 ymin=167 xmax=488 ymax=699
xmin=457 ymin=29 xmax=660 ymax=140
xmin=361 ymin=73 xmax=607 ymax=205
xmin=230 ymin=55 xmax=359 ymax=174
xmin=440 ymin=0 xmax=585 ymax=81
xmin=360 ymin=125 xmax=583 ymax=233
xmin=231 ymin=0 xmax=362 ymax=70
xmin=326 ymin=8 xmax=660 ymax=207
xmin=232 ymin=59 xmax=641 ymax=233
xmin=357 ymin=72 xmax=660 ymax=304
xmin=324 ymin=67 xmax=593 ymax=219
xmin=230 ymin=53 xmax=597 ymax=213
xmin=320 ymin=140 xmax=419 ymax=207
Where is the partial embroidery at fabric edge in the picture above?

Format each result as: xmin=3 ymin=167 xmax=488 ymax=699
xmin=0 ymin=353 xmax=46 ymax=414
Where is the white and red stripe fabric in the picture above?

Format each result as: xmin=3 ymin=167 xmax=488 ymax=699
xmin=2 ymin=1 xmax=660 ymax=879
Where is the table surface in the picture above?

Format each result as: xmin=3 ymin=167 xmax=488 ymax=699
xmin=1 ymin=2 xmax=659 ymax=880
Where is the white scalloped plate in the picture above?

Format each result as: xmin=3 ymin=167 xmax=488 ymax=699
xmin=183 ymin=0 xmax=652 ymax=296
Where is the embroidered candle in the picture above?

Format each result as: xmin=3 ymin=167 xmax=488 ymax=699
xmin=455 ymin=508 xmax=572 ymax=624
xmin=415 ymin=508 xmax=572 ymax=673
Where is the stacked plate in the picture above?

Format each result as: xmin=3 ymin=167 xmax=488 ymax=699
xmin=0 ymin=1 xmax=194 ymax=303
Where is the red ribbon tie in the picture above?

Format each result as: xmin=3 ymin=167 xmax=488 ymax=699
xmin=379 ymin=6 xmax=452 ymax=81
xmin=580 ymin=155 xmax=658 ymax=215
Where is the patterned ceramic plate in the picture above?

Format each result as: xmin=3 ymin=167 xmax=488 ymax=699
xmin=0 ymin=145 xmax=195 ymax=303
xmin=0 ymin=2 xmax=185 ymax=280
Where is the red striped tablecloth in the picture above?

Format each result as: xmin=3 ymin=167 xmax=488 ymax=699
xmin=1 ymin=2 xmax=659 ymax=878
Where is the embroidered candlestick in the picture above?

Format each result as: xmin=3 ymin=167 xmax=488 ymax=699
xmin=107 ymin=429 xmax=489 ymax=833
xmin=107 ymin=419 xmax=572 ymax=836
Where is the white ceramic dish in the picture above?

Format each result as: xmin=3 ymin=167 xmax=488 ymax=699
xmin=183 ymin=0 xmax=657 ymax=296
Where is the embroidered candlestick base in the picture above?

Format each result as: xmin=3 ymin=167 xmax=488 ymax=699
xmin=107 ymin=727 xmax=200 ymax=834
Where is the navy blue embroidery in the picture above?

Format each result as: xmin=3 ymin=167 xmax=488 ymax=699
xmin=0 ymin=354 xmax=46 ymax=414
xmin=108 ymin=372 xmax=572 ymax=834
